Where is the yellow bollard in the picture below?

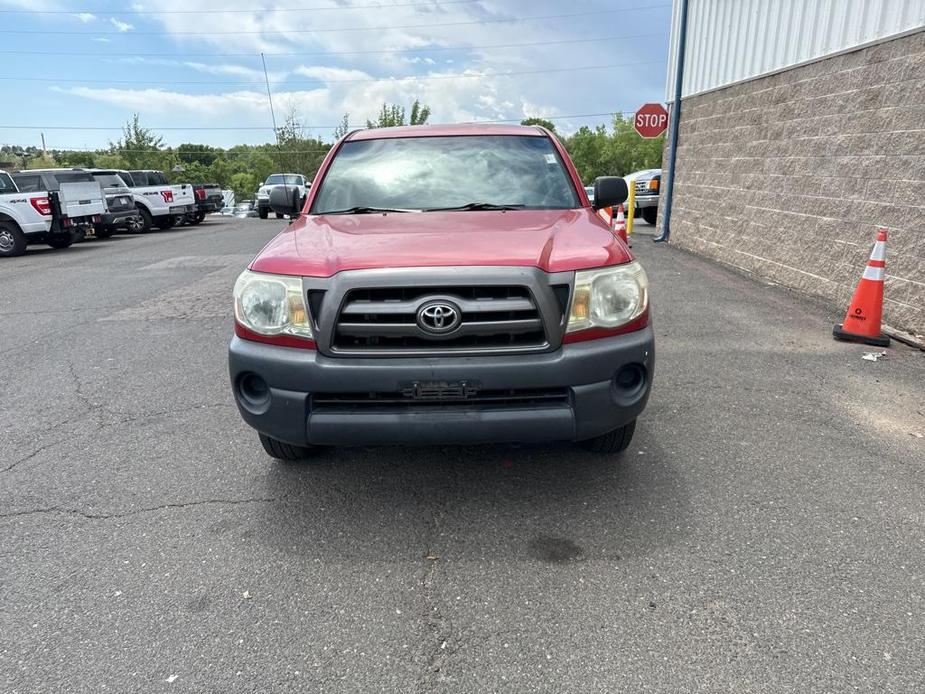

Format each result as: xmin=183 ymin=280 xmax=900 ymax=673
xmin=626 ymin=182 xmax=635 ymax=236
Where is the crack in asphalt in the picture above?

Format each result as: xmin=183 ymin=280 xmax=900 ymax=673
xmin=0 ymin=495 xmax=287 ymax=521
xmin=414 ymin=469 xmax=462 ymax=693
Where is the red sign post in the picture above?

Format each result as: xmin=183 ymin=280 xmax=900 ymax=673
xmin=634 ymin=103 xmax=669 ymax=138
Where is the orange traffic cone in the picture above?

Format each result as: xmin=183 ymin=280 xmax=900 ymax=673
xmin=833 ymin=228 xmax=890 ymax=347
xmin=613 ymin=204 xmax=628 ymax=244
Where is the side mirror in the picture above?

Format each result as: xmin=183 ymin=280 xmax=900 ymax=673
xmin=592 ymin=176 xmax=628 ymax=210
xmin=269 ymin=186 xmax=302 ymax=218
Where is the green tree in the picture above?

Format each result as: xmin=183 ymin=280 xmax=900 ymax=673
xmin=563 ymin=114 xmax=664 ymax=182
xmin=177 ymin=143 xmax=220 ymax=167
xmin=520 ymin=117 xmax=557 ymax=132
xmin=110 ymin=114 xmax=166 ymax=169
xmin=366 ymin=99 xmax=431 ymax=128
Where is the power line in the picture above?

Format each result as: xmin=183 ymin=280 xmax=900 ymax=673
xmin=0 ymin=59 xmax=661 ymax=87
xmin=0 ymin=0 xmax=483 ymax=15
xmin=0 ymin=32 xmax=668 ymax=58
xmin=0 ymin=111 xmax=637 ymax=133
xmin=0 ymin=5 xmax=670 ymax=35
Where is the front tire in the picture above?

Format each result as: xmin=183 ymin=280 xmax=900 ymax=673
xmin=642 ymin=207 xmax=658 ymax=225
xmin=579 ymin=420 xmax=636 ymax=455
xmin=258 ymin=433 xmax=315 ymax=462
xmin=0 ymin=221 xmax=27 ymax=257
xmin=258 ymin=207 xmax=268 ymax=220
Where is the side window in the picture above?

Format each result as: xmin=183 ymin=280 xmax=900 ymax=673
xmin=12 ymin=175 xmax=43 ymax=192
xmin=130 ymin=171 xmax=148 ymax=186
xmin=153 ymin=172 xmax=167 ymax=185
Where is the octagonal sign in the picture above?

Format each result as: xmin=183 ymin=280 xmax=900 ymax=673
xmin=634 ymin=103 xmax=669 ymax=138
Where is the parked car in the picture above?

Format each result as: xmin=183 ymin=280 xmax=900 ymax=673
xmin=1 ymin=169 xmax=105 ymax=257
xmin=189 ymin=183 xmax=223 ymax=224
xmin=256 ymin=173 xmax=308 ymax=219
xmin=80 ymin=169 xmax=142 ymax=236
xmin=584 ymin=185 xmax=595 ymax=205
xmin=123 ymin=169 xmax=195 ymax=231
xmin=229 ymin=124 xmax=652 ymax=462
xmin=627 ymin=168 xmax=661 ymax=224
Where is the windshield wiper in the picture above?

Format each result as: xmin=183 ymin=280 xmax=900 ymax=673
xmin=424 ymin=202 xmax=526 ymax=212
xmin=322 ymin=206 xmax=417 ymax=215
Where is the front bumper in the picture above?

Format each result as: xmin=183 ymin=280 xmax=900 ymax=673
xmin=228 ymin=326 xmax=654 ymax=447
xmin=256 ymin=195 xmax=270 ymax=209
xmin=633 ymin=194 xmax=659 ymax=209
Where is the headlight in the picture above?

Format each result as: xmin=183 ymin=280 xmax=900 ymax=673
xmin=567 ymin=262 xmax=648 ymax=333
xmin=233 ymin=270 xmax=313 ymax=339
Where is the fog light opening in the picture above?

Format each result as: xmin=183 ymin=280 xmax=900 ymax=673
xmin=613 ymin=364 xmax=646 ymax=398
xmin=238 ymin=372 xmax=270 ymax=410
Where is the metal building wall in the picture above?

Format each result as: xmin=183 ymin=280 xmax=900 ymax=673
xmin=666 ymin=0 xmax=925 ymax=99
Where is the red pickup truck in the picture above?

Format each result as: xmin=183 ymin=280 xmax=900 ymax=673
xmin=229 ymin=124 xmax=653 ymax=460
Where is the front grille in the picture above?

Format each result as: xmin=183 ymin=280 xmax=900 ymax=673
xmin=312 ymin=387 xmax=569 ymax=409
xmin=635 ymin=180 xmax=656 ymax=196
xmin=332 ymin=285 xmax=547 ymax=354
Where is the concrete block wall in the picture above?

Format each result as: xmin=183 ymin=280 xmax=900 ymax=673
xmin=659 ymin=29 xmax=924 ymax=340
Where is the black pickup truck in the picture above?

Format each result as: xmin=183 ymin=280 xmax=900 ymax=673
xmin=190 ymin=184 xmax=223 ymax=225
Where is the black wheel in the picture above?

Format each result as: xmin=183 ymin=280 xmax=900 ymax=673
xmin=46 ymin=234 xmax=74 ymax=250
xmin=258 ymin=207 xmax=268 ymax=220
xmin=0 ymin=221 xmax=27 ymax=257
xmin=258 ymin=433 xmax=315 ymax=462
xmin=95 ymin=227 xmax=115 ymax=239
xmin=156 ymin=216 xmax=175 ymax=231
xmin=137 ymin=206 xmax=153 ymax=233
xmin=642 ymin=207 xmax=658 ymax=225
xmin=189 ymin=212 xmax=206 ymax=225
xmin=579 ymin=419 xmax=636 ymax=455
xmin=275 ymin=212 xmax=283 ymax=219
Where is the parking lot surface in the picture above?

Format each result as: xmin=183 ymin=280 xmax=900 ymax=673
xmin=2 ymin=217 xmax=923 ymax=693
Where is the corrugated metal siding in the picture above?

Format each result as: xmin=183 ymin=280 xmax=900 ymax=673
xmin=666 ymin=0 xmax=925 ymax=99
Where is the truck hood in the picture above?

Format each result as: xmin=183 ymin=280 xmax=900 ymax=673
xmin=250 ymin=209 xmax=632 ymax=277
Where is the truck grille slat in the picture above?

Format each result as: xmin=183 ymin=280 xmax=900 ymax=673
xmin=313 ymin=387 xmax=569 ymax=409
xmin=332 ymin=284 xmax=548 ymax=355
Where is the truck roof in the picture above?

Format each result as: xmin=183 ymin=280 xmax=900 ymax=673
xmin=347 ymin=123 xmax=548 ymax=141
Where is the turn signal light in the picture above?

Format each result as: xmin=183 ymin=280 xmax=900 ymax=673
xmin=648 ymin=179 xmax=659 ymax=191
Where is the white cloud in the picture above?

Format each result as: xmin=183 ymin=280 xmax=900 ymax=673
xmin=109 ymin=17 xmax=134 ymax=32
xmin=91 ymin=37 xmax=111 ymax=43
xmin=73 ymin=12 xmax=95 ymax=23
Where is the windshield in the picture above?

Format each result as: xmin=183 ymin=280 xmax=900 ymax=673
xmin=92 ymin=173 xmax=127 ymax=188
xmin=266 ymin=175 xmax=302 ymax=186
xmin=312 ymin=135 xmax=579 ymax=213
xmin=0 ymin=172 xmax=16 ymax=194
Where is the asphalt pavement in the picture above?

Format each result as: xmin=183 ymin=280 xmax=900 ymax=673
xmin=1 ymin=217 xmax=923 ymax=693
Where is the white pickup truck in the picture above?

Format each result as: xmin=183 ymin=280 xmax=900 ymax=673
xmin=0 ymin=169 xmax=105 ymax=257
xmin=256 ymin=173 xmax=309 ymax=219
xmin=95 ymin=169 xmax=195 ymax=232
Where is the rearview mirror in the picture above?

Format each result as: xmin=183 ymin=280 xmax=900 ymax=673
xmin=592 ymin=176 xmax=628 ymax=211
xmin=269 ymin=186 xmax=302 ymax=218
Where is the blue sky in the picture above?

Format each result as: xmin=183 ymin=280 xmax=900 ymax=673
xmin=0 ymin=0 xmax=673 ymax=150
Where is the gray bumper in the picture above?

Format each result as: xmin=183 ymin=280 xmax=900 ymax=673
xmin=633 ymin=194 xmax=659 ymax=209
xmin=228 ymin=327 xmax=654 ymax=447
xmin=101 ymin=210 xmax=141 ymax=228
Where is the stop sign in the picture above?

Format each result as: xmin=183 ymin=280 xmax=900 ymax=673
xmin=634 ymin=103 xmax=669 ymax=138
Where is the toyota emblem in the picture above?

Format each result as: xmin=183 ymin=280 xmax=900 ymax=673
xmin=417 ymin=301 xmax=461 ymax=334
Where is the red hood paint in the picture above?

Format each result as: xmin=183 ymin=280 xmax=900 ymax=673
xmin=250 ymin=209 xmax=633 ymax=277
